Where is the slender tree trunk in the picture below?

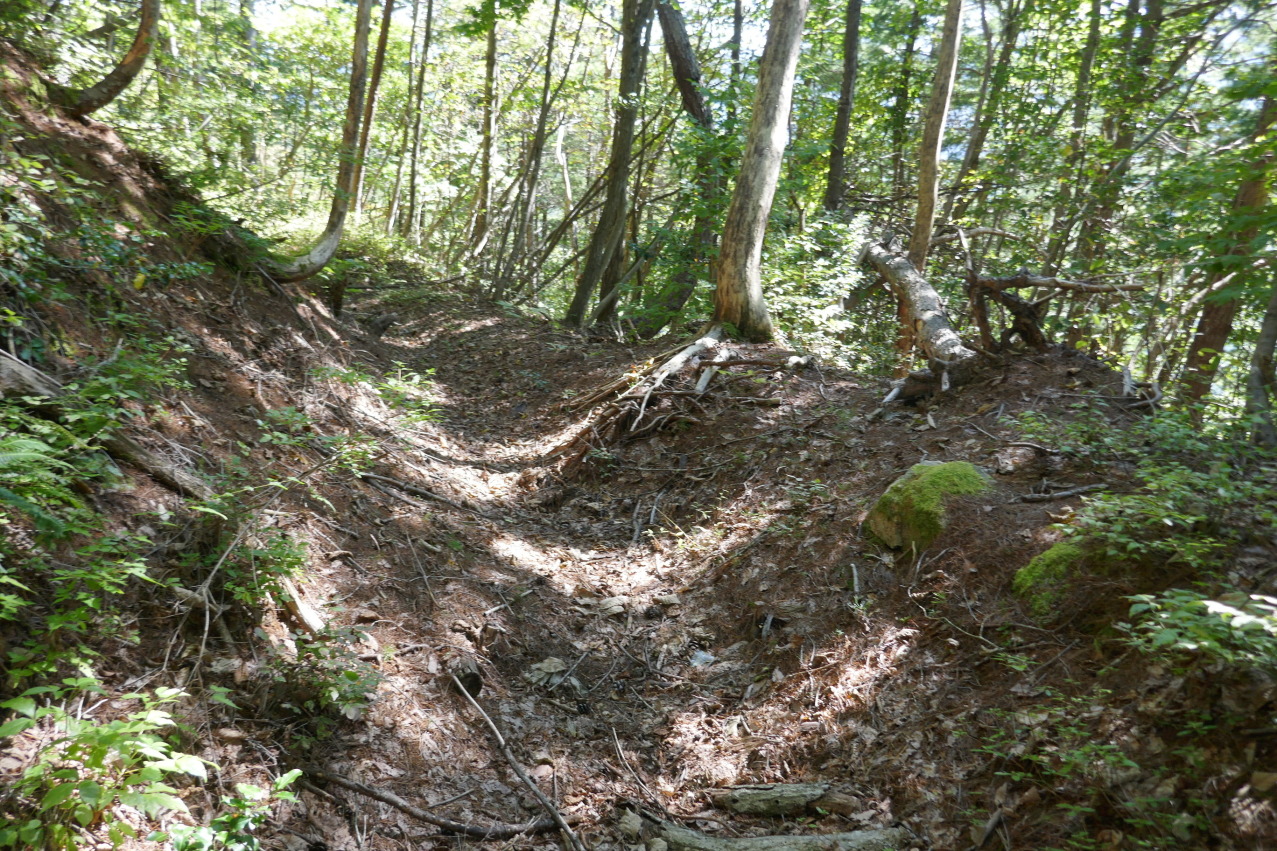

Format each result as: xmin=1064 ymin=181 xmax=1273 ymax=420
xmin=404 ymin=0 xmax=434 ymax=242
xmin=906 ymin=0 xmax=963 ymax=273
xmin=630 ymin=0 xmax=719 ymax=337
xmin=262 ymin=0 xmax=372 ymax=287
xmin=471 ymin=21 xmax=500 ymax=256
xmin=49 ymin=0 xmax=160 ymax=116
xmin=564 ymin=0 xmax=655 ymax=326
xmin=714 ymin=0 xmax=810 ymax=342
xmin=351 ymin=0 xmax=395 ymax=224
xmin=1180 ymin=76 xmax=1276 ymax=403
xmin=728 ymin=0 xmax=743 ymax=127
xmin=1246 ymin=276 xmax=1277 ymax=448
xmin=946 ymin=0 xmax=1029 ymax=223
xmin=889 ymin=6 xmax=922 ymax=198
xmin=822 ymin=0 xmax=861 ymax=212
xmin=1044 ymin=0 xmax=1101 ymax=273
xmin=385 ymin=0 xmax=420 ymax=233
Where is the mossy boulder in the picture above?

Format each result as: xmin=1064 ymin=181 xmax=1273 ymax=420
xmin=866 ymin=461 xmax=990 ymax=553
xmin=1011 ymin=541 xmax=1090 ymax=619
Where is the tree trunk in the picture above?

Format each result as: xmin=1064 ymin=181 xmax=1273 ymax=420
xmin=713 ymin=0 xmax=810 ymax=342
xmin=49 ymin=0 xmax=161 ymax=116
xmin=630 ymin=0 xmax=719 ymax=337
xmin=471 ymin=21 xmax=500 ymax=256
xmin=261 ymin=0 xmax=372 ymax=284
xmin=351 ymin=0 xmax=395 ymax=225
xmin=404 ymin=0 xmax=434 ymax=242
xmin=821 ymin=0 xmax=861 ymax=212
xmin=1246 ymin=277 xmax=1277 ymax=448
xmin=889 ymin=6 xmax=922 ymax=198
xmin=1180 ymin=74 xmax=1276 ymax=403
xmin=946 ymin=0 xmax=1029 ymax=223
xmin=906 ymin=0 xmax=963 ymax=273
xmin=564 ymin=0 xmax=655 ymax=326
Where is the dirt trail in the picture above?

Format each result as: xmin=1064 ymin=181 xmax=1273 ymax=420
xmin=255 ymin=287 xmax=1133 ymax=851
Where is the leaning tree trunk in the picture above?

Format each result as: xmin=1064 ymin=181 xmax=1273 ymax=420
xmin=49 ymin=0 xmax=160 ymax=116
xmin=1246 ymin=278 xmax=1277 ymax=448
xmin=714 ymin=0 xmax=810 ymax=342
xmin=821 ymin=0 xmax=861 ymax=212
xmin=261 ymin=0 xmax=372 ymax=285
xmin=863 ymin=241 xmax=979 ymax=399
xmin=629 ymin=0 xmax=720 ymax=337
xmin=564 ymin=0 xmax=655 ymax=326
xmin=906 ymin=0 xmax=963 ymax=273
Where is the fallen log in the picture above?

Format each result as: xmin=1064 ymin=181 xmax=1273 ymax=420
xmin=0 ymin=350 xmax=214 ymax=500
xmin=650 ymin=818 xmax=908 ymax=851
xmin=710 ymin=783 xmax=862 ymax=817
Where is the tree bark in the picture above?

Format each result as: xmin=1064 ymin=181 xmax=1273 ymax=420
xmin=261 ymin=0 xmax=373 ymax=284
xmin=1246 ymin=276 xmax=1277 ymax=448
xmin=564 ymin=0 xmax=655 ymax=326
xmin=49 ymin=0 xmax=161 ymax=116
xmin=404 ymin=0 xmax=434 ymax=242
xmin=906 ymin=0 xmax=963 ymax=273
xmin=946 ymin=0 xmax=1029 ymax=223
xmin=822 ymin=0 xmax=861 ymax=212
xmin=1180 ymin=72 xmax=1276 ymax=403
xmin=714 ymin=0 xmax=810 ymax=342
xmin=889 ymin=6 xmax=922 ymax=198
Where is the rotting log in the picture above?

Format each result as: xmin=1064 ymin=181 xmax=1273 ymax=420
xmin=0 ymin=351 xmax=214 ymax=500
xmin=649 ymin=818 xmax=908 ymax=851
xmin=710 ymin=783 xmax=862 ymax=817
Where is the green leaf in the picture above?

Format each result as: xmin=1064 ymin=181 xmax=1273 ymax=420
xmin=77 ymin=779 xmax=103 ymax=809
xmin=0 ymin=717 xmax=35 ymax=737
xmin=39 ymin=783 xmax=75 ymax=810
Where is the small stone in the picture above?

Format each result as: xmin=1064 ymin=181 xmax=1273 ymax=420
xmin=1251 ymin=771 xmax=1277 ymax=793
xmin=214 ymin=727 xmax=248 ymax=743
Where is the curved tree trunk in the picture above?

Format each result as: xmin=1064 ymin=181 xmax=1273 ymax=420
xmin=49 ymin=0 xmax=161 ymax=116
xmin=262 ymin=0 xmax=373 ymax=288
xmin=822 ymin=0 xmax=861 ymax=212
xmin=714 ymin=0 xmax=810 ymax=342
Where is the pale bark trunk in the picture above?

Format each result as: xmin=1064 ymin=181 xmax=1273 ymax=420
xmin=821 ymin=0 xmax=861 ymax=212
xmin=713 ymin=0 xmax=810 ymax=342
xmin=564 ymin=0 xmax=655 ymax=326
xmin=262 ymin=0 xmax=372 ymax=284
xmin=864 ymin=242 xmax=980 ymax=399
xmin=906 ymin=0 xmax=963 ymax=272
xmin=50 ymin=0 xmax=161 ymax=116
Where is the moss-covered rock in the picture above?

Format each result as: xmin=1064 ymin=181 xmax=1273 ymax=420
xmin=1012 ymin=541 xmax=1088 ymax=619
xmin=867 ymin=461 xmax=990 ymax=553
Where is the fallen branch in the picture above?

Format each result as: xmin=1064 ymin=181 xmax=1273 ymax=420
xmin=359 ymin=472 xmax=492 ymax=519
xmin=1018 ymin=484 xmax=1106 ymax=502
xmin=306 ymin=768 xmax=568 ymax=839
xmin=451 ymin=674 xmax=587 ymax=851
xmin=709 ymin=783 xmax=861 ymax=817
xmin=973 ymin=270 xmax=1143 ymax=294
xmin=1 ymin=351 xmax=214 ymax=500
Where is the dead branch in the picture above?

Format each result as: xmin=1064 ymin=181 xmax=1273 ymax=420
xmin=1017 ymin=484 xmax=1107 ymax=502
xmin=709 ymin=783 xmax=863 ymax=817
xmin=973 ymin=270 xmax=1144 ymax=293
xmin=636 ymin=810 xmax=908 ymax=851
xmin=306 ymin=768 xmax=571 ymax=839
xmin=359 ymin=472 xmax=493 ymax=519
xmin=450 ymin=674 xmax=587 ymax=851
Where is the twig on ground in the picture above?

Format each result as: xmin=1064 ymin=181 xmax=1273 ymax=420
xmin=306 ymin=768 xmax=560 ymax=839
xmin=450 ymin=675 xmax=586 ymax=851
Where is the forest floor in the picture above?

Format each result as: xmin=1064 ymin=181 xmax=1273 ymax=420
xmin=3 ymin=64 xmax=1276 ymax=850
